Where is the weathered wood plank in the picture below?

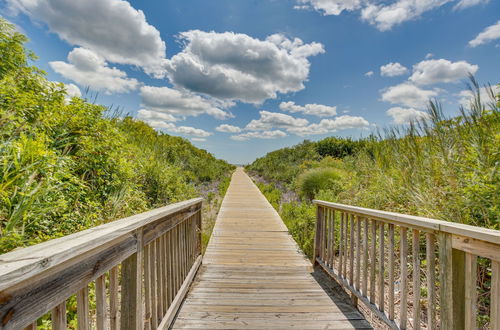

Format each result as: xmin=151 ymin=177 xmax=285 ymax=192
xmin=109 ymin=266 xmax=119 ymax=330
xmin=77 ymin=286 xmax=89 ymax=330
xmin=51 ymin=302 xmax=66 ymax=330
xmin=95 ymin=275 xmax=107 ymax=330
xmin=400 ymin=227 xmax=408 ymax=330
xmin=426 ymin=233 xmax=436 ymax=330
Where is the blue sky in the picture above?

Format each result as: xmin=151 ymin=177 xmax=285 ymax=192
xmin=1 ymin=0 xmax=499 ymax=164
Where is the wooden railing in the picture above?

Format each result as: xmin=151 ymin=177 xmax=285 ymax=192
xmin=0 ymin=198 xmax=203 ymax=330
xmin=313 ymin=200 xmax=500 ymax=330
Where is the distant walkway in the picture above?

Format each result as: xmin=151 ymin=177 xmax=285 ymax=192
xmin=172 ymin=168 xmax=370 ymax=329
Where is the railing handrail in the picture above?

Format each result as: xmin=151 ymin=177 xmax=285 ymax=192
xmin=313 ymin=200 xmax=500 ymax=244
xmin=0 ymin=197 xmax=202 ymax=291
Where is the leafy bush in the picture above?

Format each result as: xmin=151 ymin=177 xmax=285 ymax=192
xmin=0 ymin=18 xmax=234 ymax=253
xmin=296 ymin=167 xmax=342 ymax=200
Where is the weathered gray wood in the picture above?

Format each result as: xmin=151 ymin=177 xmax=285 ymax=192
xmin=77 ymin=286 xmax=89 ymax=330
xmin=464 ymin=253 xmax=477 ymax=330
xmin=330 ymin=210 xmax=336 ymax=269
xmin=313 ymin=200 xmax=500 ymax=244
xmin=120 ymin=229 xmax=144 ymax=330
xmin=388 ymin=223 xmax=395 ymax=321
xmin=400 ymin=227 xmax=408 ymax=330
xmin=0 ymin=235 xmax=135 ymax=330
xmin=349 ymin=214 xmax=355 ymax=287
xmin=51 ymin=301 xmax=66 ymax=330
xmin=95 ymin=274 xmax=107 ymax=330
xmin=378 ymin=222 xmax=385 ymax=313
xmin=356 ymin=216 xmax=361 ymax=291
xmin=370 ymin=219 xmax=376 ymax=304
xmin=338 ymin=212 xmax=344 ymax=277
xmin=492 ymin=260 xmax=500 ymax=330
xmin=23 ymin=322 xmax=36 ymax=330
xmin=0 ymin=198 xmax=203 ymax=291
xmin=452 ymin=248 xmax=466 ymax=330
xmin=452 ymin=234 xmax=500 ymax=262
xmin=156 ymin=237 xmax=163 ymax=324
xmin=109 ymin=266 xmax=119 ymax=330
xmin=362 ymin=218 xmax=368 ymax=297
xmin=426 ymin=233 xmax=436 ymax=330
xmin=412 ymin=229 xmax=420 ymax=330
xmin=438 ymin=232 xmax=453 ymax=330
xmin=158 ymin=256 xmax=202 ymax=329
xmin=313 ymin=206 xmax=323 ymax=265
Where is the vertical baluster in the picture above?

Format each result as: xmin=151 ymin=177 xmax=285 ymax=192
xmin=378 ymin=222 xmax=385 ymax=312
xmin=314 ymin=206 xmax=322 ymax=265
xmin=362 ymin=218 xmax=369 ymax=297
xmin=144 ymin=244 xmax=151 ymax=330
xmin=356 ymin=216 xmax=361 ymax=292
xmin=388 ymin=224 xmax=395 ymax=321
xmin=343 ymin=213 xmax=349 ymax=279
xmin=339 ymin=213 xmax=344 ymax=277
xmin=320 ymin=207 xmax=326 ymax=262
xmin=151 ymin=240 xmax=158 ymax=327
xmin=77 ymin=286 xmax=89 ymax=330
xmin=168 ymin=230 xmax=174 ymax=305
xmin=349 ymin=214 xmax=355 ymax=286
xmin=412 ymin=229 xmax=421 ymax=329
xmin=426 ymin=233 xmax=436 ymax=330
xmin=24 ymin=322 xmax=37 ymax=330
xmin=176 ymin=225 xmax=181 ymax=291
xmin=491 ymin=260 xmax=500 ymax=330
xmin=370 ymin=219 xmax=377 ymax=304
xmin=51 ymin=301 xmax=66 ymax=330
xmin=327 ymin=209 xmax=332 ymax=267
xmin=161 ymin=235 xmax=167 ymax=316
xmin=109 ymin=266 xmax=119 ymax=330
xmin=96 ymin=274 xmax=107 ymax=330
xmin=400 ymin=227 xmax=408 ymax=330
xmin=330 ymin=210 xmax=336 ymax=269
xmin=464 ymin=253 xmax=477 ymax=330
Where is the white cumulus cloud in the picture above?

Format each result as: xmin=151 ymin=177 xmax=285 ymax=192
xmin=137 ymin=109 xmax=177 ymax=123
xmin=365 ymin=71 xmax=374 ymax=77
xmin=469 ymin=21 xmax=500 ymax=47
xmin=216 ymin=124 xmax=242 ymax=133
xmin=191 ymin=138 xmax=206 ymax=142
xmin=279 ymin=101 xmax=337 ymax=117
xmin=144 ymin=119 xmax=212 ymax=138
xmin=164 ymin=30 xmax=324 ymax=104
xmin=287 ymin=115 xmax=370 ymax=136
xmin=409 ymin=59 xmax=478 ymax=85
xmin=8 ymin=0 xmax=167 ymax=76
xmin=386 ymin=107 xmax=430 ymax=124
xmin=49 ymin=48 xmax=139 ymax=94
xmin=380 ymin=62 xmax=408 ymax=77
xmin=457 ymin=85 xmax=499 ymax=107
xmin=381 ymin=83 xmax=438 ymax=108
xmin=140 ymin=85 xmax=232 ymax=120
xmin=295 ymin=0 xmax=362 ymax=15
xmin=231 ymin=130 xmax=287 ymax=141
xmin=245 ymin=111 xmax=309 ymax=131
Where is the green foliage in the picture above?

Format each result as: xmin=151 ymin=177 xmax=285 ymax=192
xmin=296 ymin=167 xmax=342 ymax=200
xmin=256 ymin=182 xmax=282 ymax=210
xmin=0 ymin=18 xmax=234 ymax=253
xmin=316 ymin=136 xmax=366 ymax=158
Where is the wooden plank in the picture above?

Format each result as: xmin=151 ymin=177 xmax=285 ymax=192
xmin=412 ymin=229 xmax=420 ymax=329
xmin=23 ymin=322 xmax=36 ymax=330
xmin=330 ymin=209 xmax=336 ymax=269
xmin=313 ymin=200 xmax=500 ymax=245
xmin=158 ymin=256 xmax=202 ymax=329
xmin=120 ymin=229 xmax=144 ymax=330
xmin=156 ymin=237 xmax=164 ymax=324
xmin=95 ymin=274 xmax=107 ymax=330
xmin=438 ymin=232 xmax=453 ymax=330
xmin=313 ymin=205 xmax=322 ymax=265
xmin=370 ymin=219 xmax=376 ymax=304
xmin=356 ymin=216 xmax=361 ymax=291
xmin=144 ymin=244 xmax=151 ymax=330
xmin=400 ymin=227 xmax=408 ymax=330
xmin=338 ymin=212 xmax=344 ymax=278
xmin=464 ymin=253 xmax=476 ymax=330
xmin=0 ymin=198 xmax=203 ymax=291
xmin=452 ymin=235 xmax=500 ymax=261
xmin=77 ymin=286 xmax=89 ymax=330
xmin=388 ymin=224 xmax=395 ymax=321
xmin=0 ymin=235 xmax=136 ymax=330
xmin=378 ymin=222 xmax=385 ymax=313
xmin=452 ymin=248 xmax=466 ymax=330
xmin=109 ymin=266 xmax=119 ymax=330
xmin=362 ymin=218 xmax=368 ymax=297
xmin=343 ymin=212 xmax=349 ymax=279
xmin=426 ymin=233 xmax=436 ymax=330
xmin=491 ymin=260 xmax=500 ymax=330
xmin=51 ymin=302 xmax=66 ymax=330
xmin=150 ymin=241 xmax=158 ymax=328
xmin=350 ymin=214 xmax=355 ymax=287
xmin=327 ymin=209 xmax=332 ymax=267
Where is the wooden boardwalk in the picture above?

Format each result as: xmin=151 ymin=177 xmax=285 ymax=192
xmin=172 ymin=168 xmax=370 ymax=329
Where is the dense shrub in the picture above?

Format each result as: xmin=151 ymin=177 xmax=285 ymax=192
xmin=0 ymin=19 xmax=234 ymax=253
xmin=296 ymin=167 xmax=341 ymax=200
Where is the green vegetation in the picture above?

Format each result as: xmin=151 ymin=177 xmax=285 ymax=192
xmin=0 ymin=19 xmax=234 ymax=254
xmin=248 ymin=81 xmax=499 ymax=258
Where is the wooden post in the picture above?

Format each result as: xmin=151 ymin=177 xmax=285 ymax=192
xmin=313 ymin=205 xmax=323 ymax=265
xmin=452 ymin=248 xmax=466 ymax=330
xmin=438 ymin=233 xmax=453 ymax=330
xmin=121 ymin=229 xmax=144 ymax=330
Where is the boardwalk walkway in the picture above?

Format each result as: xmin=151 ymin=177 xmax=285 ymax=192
xmin=172 ymin=168 xmax=370 ymax=329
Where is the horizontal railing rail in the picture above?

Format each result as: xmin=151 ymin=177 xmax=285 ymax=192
xmin=0 ymin=197 xmax=203 ymax=330
xmin=313 ymin=200 xmax=500 ymax=330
